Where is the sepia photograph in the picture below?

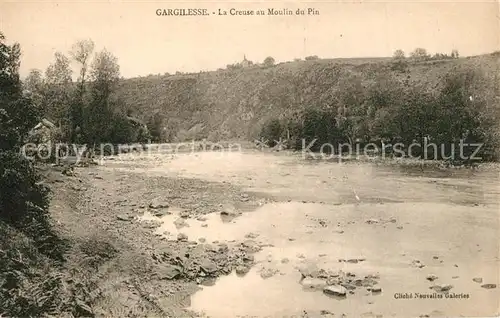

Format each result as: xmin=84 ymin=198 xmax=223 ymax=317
xmin=0 ymin=1 xmax=499 ymax=317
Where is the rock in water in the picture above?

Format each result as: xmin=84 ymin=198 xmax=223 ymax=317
xmin=430 ymin=284 xmax=453 ymax=292
xmin=371 ymin=287 xmax=382 ymax=293
xmin=235 ymin=265 xmax=250 ymax=275
xmin=426 ymin=274 xmax=438 ymax=282
xmin=301 ymin=278 xmax=327 ymax=290
xmin=298 ymin=263 xmax=320 ymax=278
xmin=177 ymin=233 xmax=188 ymax=241
xmin=323 ymin=285 xmax=347 ymax=297
xmin=174 ymin=218 xmax=188 ymax=229
xmin=472 ymin=277 xmax=483 ymax=283
xmin=480 ymin=284 xmax=497 ymax=289
xmin=260 ymin=268 xmax=278 ymax=279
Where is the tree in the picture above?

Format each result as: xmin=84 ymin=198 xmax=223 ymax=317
xmin=23 ymin=69 xmax=44 ymax=109
xmin=410 ymin=48 xmax=430 ymax=61
xmin=263 ymin=56 xmax=275 ymax=67
xmin=44 ymin=52 xmax=73 ymax=133
xmin=393 ymin=49 xmax=405 ymax=60
xmin=69 ymin=39 xmax=94 ymax=142
xmin=24 ymin=69 xmax=43 ymax=93
xmin=84 ymin=49 xmax=120 ymax=145
xmin=0 ymin=33 xmax=40 ymax=150
xmin=451 ymin=49 xmax=459 ymax=59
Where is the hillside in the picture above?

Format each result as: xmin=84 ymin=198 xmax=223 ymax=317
xmin=116 ymin=53 xmax=500 ymax=142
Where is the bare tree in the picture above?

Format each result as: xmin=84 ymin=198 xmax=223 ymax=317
xmin=70 ymin=39 xmax=95 ymax=89
xmin=393 ymin=49 xmax=405 ymax=59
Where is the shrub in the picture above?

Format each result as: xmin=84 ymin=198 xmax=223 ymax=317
xmin=305 ymin=55 xmax=319 ymax=61
xmin=263 ymin=56 xmax=275 ymax=67
xmin=259 ymin=118 xmax=282 ymax=147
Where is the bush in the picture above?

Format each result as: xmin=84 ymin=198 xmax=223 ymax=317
xmin=305 ymin=55 xmax=319 ymax=61
xmin=259 ymin=118 xmax=282 ymax=147
xmin=263 ymin=56 xmax=275 ymax=67
xmin=0 ymin=151 xmax=66 ymax=260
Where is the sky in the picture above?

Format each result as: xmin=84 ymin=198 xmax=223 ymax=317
xmin=1 ymin=0 xmax=499 ymax=79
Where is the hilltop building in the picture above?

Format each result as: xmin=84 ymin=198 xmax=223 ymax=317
xmin=241 ymin=55 xmax=252 ymax=68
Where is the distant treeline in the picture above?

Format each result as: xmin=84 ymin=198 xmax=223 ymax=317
xmin=259 ymin=67 xmax=499 ymax=162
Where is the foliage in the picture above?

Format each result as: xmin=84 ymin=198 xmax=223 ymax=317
xmin=146 ymin=114 xmax=165 ymax=142
xmin=393 ymin=49 xmax=405 ymax=59
xmin=69 ymin=39 xmax=95 ymax=142
xmin=263 ymin=56 xmax=275 ymax=67
xmin=259 ymin=118 xmax=281 ymax=147
xmin=0 ymin=31 xmax=72 ymax=317
xmin=410 ymin=47 xmax=430 ymax=61
xmin=304 ymin=55 xmax=319 ymax=61
xmin=259 ymin=66 xmax=499 ymax=162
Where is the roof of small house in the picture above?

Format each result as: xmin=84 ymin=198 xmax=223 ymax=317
xmin=33 ymin=118 xmax=56 ymax=130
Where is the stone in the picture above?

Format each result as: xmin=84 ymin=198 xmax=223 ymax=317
xmin=116 ymin=214 xmax=132 ymax=221
xmin=341 ymin=283 xmax=357 ymax=290
xmin=298 ymin=263 xmax=320 ymax=278
xmin=301 ymin=278 xmax=328 ymax=289
xmin=430 ymin=284 xmax=453 ymax=292
xmin=149 ymin=198 xmax=169 ymax=209
xmin=323 ymin=285 xmax=347 ymax=297
xmin=235 ymin=265 xmax=250 ymax=275
xmin=243 ymin=254 xmax=254 ymax=262
xmin=281 ymin=258 xmax=290 ymax=264
xmin=157 ymin=265 xmax=181 ymax=280
xmin=153 ymin=210 xmax=170 ymax=217
xmin=480 ymin=284 xmax=497 ymax=289
xmin=260 ymin=268 xmax=278 ymax=279
xmin=426 ymin=274 xmax=438 ymax=282
xmin=242 ymin=240 xmax=262 ymax=253
xmin=174 ymin=218 xmax=188 ymax=229
xmin=201 ymin=223 xmax=208 ymax=227
xmin=245 ymin=232 xmax=259 ymax=239
xmin=177 ymin=233 xmax=188 ymax=242
xmin=200 ymin=259 xmax=218 ymax=274
xmin=472 ymin=277 xmax=483 ymax=283
xmin=411 ymin=260 xmax=425 ymax=268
